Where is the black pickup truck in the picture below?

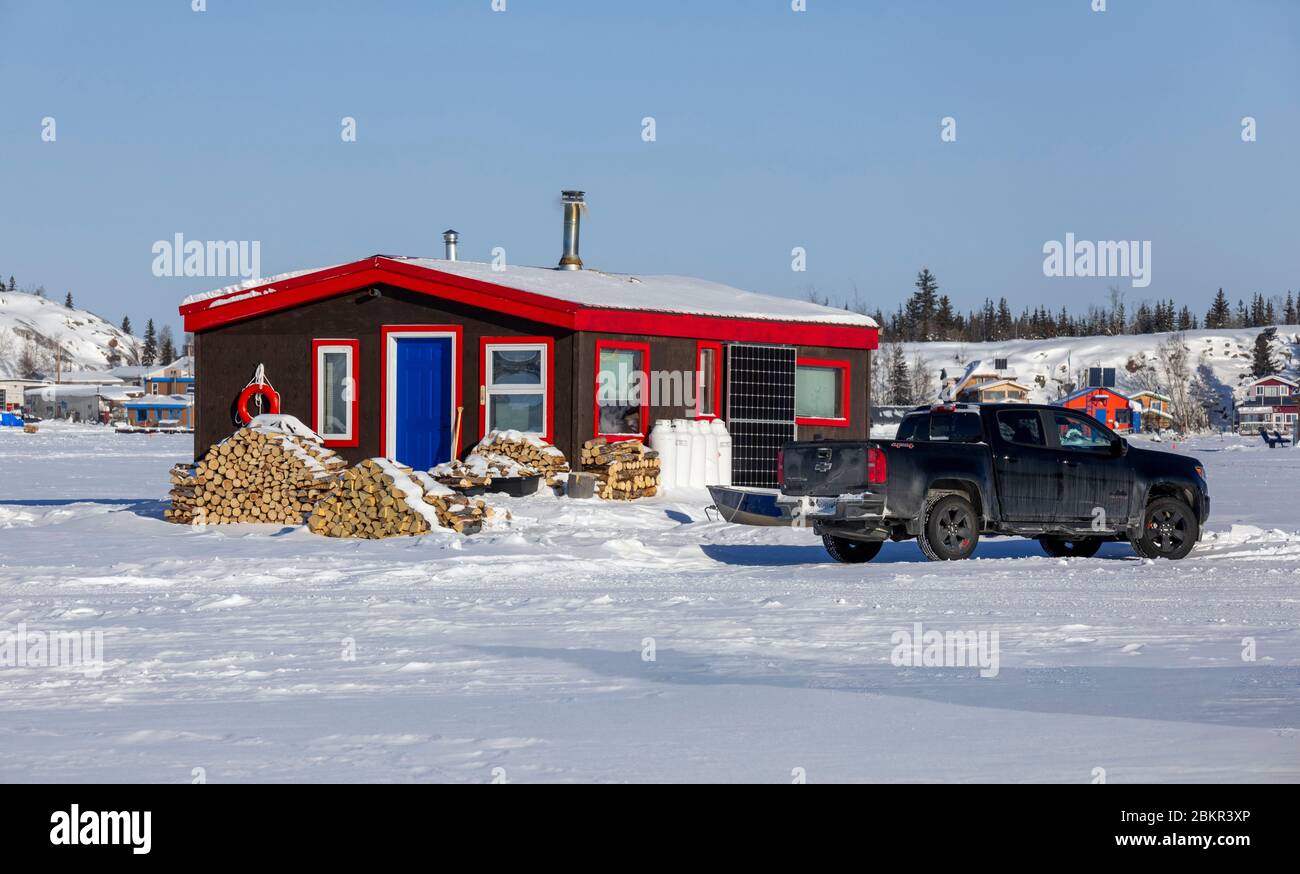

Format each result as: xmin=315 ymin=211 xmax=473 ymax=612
xmin=779 ymin=402 xmax=1209 ymax=563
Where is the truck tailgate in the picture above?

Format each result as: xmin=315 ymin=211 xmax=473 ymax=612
xmin=780 ymin=441 xmax=876 ymax=496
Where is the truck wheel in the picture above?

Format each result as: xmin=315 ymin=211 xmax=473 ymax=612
xmin=822 ymin=535 xmax=883 ymax=564
xmin=1130 ymin=497 xmax=1198 ymax=560
xmin=1039 ymin=537 xmax=1103 ymax=558
xmin=918 ymin=494 xmax=980 ymax=561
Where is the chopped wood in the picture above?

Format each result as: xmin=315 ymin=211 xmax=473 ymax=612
xmin=431 ymin=429 xmax=570 ymax=489
xmin=308 ymin=458 xmax=498 ymax=538
xmin=579 ymin=438 xmax=661 ymax=500
xmin=164 ymin=416 xmax=346 ymax=525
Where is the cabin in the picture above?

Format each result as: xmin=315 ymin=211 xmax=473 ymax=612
xmin=178 ymin=193 xmax=879 ymax=487
xmin=1235 ymin=375 xmax=1299 ymax=437
xmin=1127 ymin=390 xmax=1173 ymax=432
xmin=961 ymin=378 xmax=1030 ymax=404
xmin=1058 ymin=386 xmax=1134 ymax=433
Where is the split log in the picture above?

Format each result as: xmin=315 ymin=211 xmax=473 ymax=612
xmin=580 ymin=438 xmax=661 ymax=500
xmin=164 ymin=414 xmax=346 ymax=525
xmin=308 ymin=458 xmax=498 ymax=538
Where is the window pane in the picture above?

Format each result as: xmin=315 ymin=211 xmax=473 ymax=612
xmin=698 ymin=348 xmax=716 ymax=415
xmin=323 ymin=351 xmax=349 ymax=435
xmin=597 ymin=347 xmax=643 ymax=433
xmin=997 ymin=410 xmax=1045 ymax=446
xmin=491 ymin=348 xmax=542 ymax=386
xmin=796 ymin=365 xmax=842 ymax=419
xmin=1054 ymin=413 xmax=1113 ymax=450
xmin=489 ymin=392 xmax=544 ymax=433
xmin=599 ymin=402 xmax=641 ymax=436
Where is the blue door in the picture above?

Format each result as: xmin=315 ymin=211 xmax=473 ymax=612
xmin=394 ymin=336 xmax=453 ymax=470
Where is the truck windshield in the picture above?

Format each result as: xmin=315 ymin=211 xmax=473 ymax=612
xmin=896 ymin=413 xmax=982 ymax=443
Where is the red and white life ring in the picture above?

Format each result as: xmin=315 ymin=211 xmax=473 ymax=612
xmin=236 ymin=382 xmax=281 ymax=424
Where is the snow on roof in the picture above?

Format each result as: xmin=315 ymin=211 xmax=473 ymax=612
xmin=183 ymin=257 xmax=877 ymax=328
xmin=59 ymin=370 xmax=125 ymax=384
xmin=125 ymin=393 xmax=192 ymax=407
xmin=24 ymin=383 xmax=129 ymax=399
xmin=1245 ymin=374 xmax=1299 ymax=387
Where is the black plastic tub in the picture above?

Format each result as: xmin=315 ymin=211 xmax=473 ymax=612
xmin=439 ymin=475 xmax=541 ymax=498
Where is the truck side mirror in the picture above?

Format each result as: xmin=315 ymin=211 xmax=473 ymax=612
xmin=1112 ymin=437 xmax=1129 ymax=457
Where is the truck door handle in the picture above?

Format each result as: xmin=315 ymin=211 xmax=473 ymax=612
xmin=1000 ymin=455 xmax=1017 ymax=463
xmin=1060 ymin=458 xmax=1077 ymax=466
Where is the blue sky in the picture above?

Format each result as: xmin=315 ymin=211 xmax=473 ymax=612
xmin=1 ymin=0 xmax=1297 ymax=337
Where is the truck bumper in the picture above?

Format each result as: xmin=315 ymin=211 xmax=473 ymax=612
xmin=777 ymin=493 xmax=887 ymax=524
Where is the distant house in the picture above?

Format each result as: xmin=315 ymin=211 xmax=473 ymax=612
xmin=1058 ymin=386 xmax=1134 ymax=433
xmin=142 ymin=356 xmax=195 ymax=398
xmin=948 ymin=357 xmax=1022 ymax=402
xmin=1127 ymin=390 xmax=1174 ymax=432
xmin=1235 ymin=375 xmax=1299 ymax=436
xmin=24 ymin=383 xmax=134 ymax=423
xmin=0 ymin=378 xmax=49 ymax=411
xmin=123 ymin=394 xmax=194 ymax=429
xmin=961 ymin=378 xmax=1030 ymax=404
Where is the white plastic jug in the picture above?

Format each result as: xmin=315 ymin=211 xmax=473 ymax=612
xmin=672 ymin=419 xmax=692 ymax=488
xmin=711 ymin=419 xmax=732 ymax=486
xmin=689 ymin=419 xmax=708 ymax=488
xmin=648 ymin=420 xmax=675 ymax=492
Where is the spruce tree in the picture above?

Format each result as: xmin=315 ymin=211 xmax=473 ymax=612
xmin=121 ymin=316 xmax=133 ymax=335
xmin=158 ymin=325 xmax=177 ymax=364
xmin=64 ymin=292 xmax=74 ymax=309
xmin=1205 ymin=288 xmax=1231 ymax=329
xmin=1251 ymin=327 xmax=1279 ymax=377
xmin=142 ymin=319 xmax=158 ymax=366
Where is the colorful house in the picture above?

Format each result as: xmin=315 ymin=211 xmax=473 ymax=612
xmin=177 ymin=192 xmax=880 ymax=487
xmin=1058 ymin=386 xmax=1134 ymax=432
xmin=961 ymin=378 xmax=1030 ymax=404
xmin=123 ymin=394 xmax=194 ymax=429
xmin=1127 ymin=390 xmax=1174 ymax=432
xmin=1236 ymin=375 xmax=1299 ymax=436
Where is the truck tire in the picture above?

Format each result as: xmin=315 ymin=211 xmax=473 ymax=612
xmin=1039 ymin=537 xmax=1103 ymax=558
xmin=917 ymin=494 xmax=980 ymax=561
xmin=822 ymin=534 xmax=883 ymax=564
xmin=1130 ymin=497 xmax=1198 ymax=560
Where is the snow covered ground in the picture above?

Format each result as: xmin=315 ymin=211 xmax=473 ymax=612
xmin=1 ymin=423 xmax=1297 ymax=783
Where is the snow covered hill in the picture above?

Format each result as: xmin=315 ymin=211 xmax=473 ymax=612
xmin=0 ymin=291 xmax=141 ymax=378
xmin=897 ymin=325 xmax=1300 ymax=419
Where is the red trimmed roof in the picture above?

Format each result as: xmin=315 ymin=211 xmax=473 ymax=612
xmin=179 ymin=256 xmax=878 ymax=350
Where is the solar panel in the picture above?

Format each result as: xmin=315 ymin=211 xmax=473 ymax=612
xmin=726 ymin=343 xmax=797 ymax=488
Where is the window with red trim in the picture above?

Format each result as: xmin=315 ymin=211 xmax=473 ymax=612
xmin=480 ymin=336 xmax=554 ymax=442
xmin=795 ymin=357 xmax=850 ymax=427
xmin=695 ymin=341 xmax=722 ymax=420
xmin=312 ymin=339 xmax=359 ymax=446
xmin=594 ymin=340 xmax=650 ymax=441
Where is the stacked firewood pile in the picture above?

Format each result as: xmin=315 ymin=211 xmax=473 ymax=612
xmin=307 ymin=458 xmax=495 ymax=537
xmin=164 ymin=415 xmax=346 ymax=525
xmin=580 ymin=438 xmax=661 ymax=500
xmin=431 ymin=430 xmax=570 ymax=490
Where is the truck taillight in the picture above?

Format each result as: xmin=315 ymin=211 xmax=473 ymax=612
xmin=776 ymin=449 xmax=784 ymax=485
xmin=867 ymin=448 xmax=887 ymax=484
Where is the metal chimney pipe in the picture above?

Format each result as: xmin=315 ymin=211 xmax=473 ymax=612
xmin=442 ymin=229 xmax=459 ymax=262
xmin=558 ymin=190 xmax=585 ymax=270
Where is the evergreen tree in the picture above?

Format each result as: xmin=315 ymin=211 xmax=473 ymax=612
xmin=1286 ymin=292 xmax=1297 ymax=326
xmin=121 ymin=316 xmax=133 ymax=335
xmin=64 ymin=292 xmax=74 ymax=309
xmin=142 ymin=319 xmax=158 ymax=366
xmin=6 ymin=276 xmax=14 ymax=292
xmin=1205 ymin=288 xmax=1231 ymax=329
xmin=885 ymin=343 xmax=912 ymax=404
xmin=158 ymin=325 xmax=177 ymax=364
xmin=1251 ymin=327 xmax=1279 ymax=377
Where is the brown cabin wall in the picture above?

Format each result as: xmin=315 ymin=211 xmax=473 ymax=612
xmin=575 ymin=332 xmax=871 ymax=444
xmin=193 ymin=283 xmax=577 ymax=464
xmin=192 ymin=283 xmax=872 ymax=466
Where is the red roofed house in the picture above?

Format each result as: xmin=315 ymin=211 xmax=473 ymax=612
xmin=178 ymin=192 xmax=879 ymax=487
xmin=1058 ymin=386 xmax=1135 ymax=433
